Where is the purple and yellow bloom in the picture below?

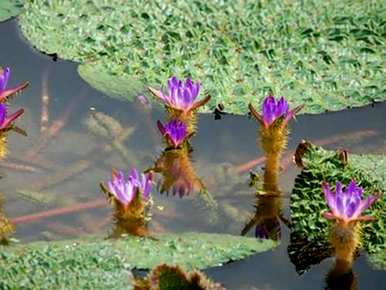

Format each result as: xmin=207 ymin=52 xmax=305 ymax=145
xmin=0 ymin=103 xmax=24 ymax=132
xmin=0 ymin=67 xmax=29 ymax=102
xmin=249 ymin=95 xmax=303 ymax=129
xmin=322 ymin=180 xmax=380 ymax=223
xmin=157 ymin=119 xmax=188 ymax=148
xmin=149 ymin=76 xmax=210 ymax=113
xmin=105 ymin=169 xmax=152 ymax=206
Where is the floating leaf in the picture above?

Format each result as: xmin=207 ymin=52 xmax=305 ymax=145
xmin=18 ymin=0 xmax=386 ymax=114
xmin=78 ymin=62 xmax=145 ymax=102
xmin=0 ymin=0 xmax=23 ymax=22
xmin=0 ymin=232 xmax=276 ymax=288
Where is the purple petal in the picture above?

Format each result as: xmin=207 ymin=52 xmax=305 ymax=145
xmin=322 ymin=182 xmax=337 ymax=213
xmin=335 ymin=182 xmax=345 ymax=215
xmin=276 ymin=96 xmax=289 ymax=117
xmin=0 ymin=104 xmax=7 ymax=127
xmin=0 ymin=67 xmax=10 ymax=92
xmin=352 ymin=195 xmax=379 ymax=218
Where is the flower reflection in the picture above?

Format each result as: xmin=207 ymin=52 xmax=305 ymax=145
xmin=0 ymin=194 xmax=15 ymax=244
xmin=325 ymin=259 xmax=358 ymax=290
xmin=101 ymin=169 xmax=153 ymax=237
xmin=149 ymin=76 xmax=210 ymax=133
xmin=241 ymin=186 xmax=283 ymax=241
xmin=157 ymin=119 xmax=189 ymax=149
xmin=147 ymin=145 xmax=205 ymax=198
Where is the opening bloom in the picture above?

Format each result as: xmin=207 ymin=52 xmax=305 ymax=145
xmin=149 ymin=76 xmax=210 ymax=112
xmin=322 ymin=180 xmax=380 ymax=223
xmin=103 ymin=169 xmax=152 ymax=206
xmin=249 ymin=95 xmax=303 ymax=129
xmin=0 ymin=67 xmax=29 ymax=102
xmin=157 ymin=119 xmax=188 ymax=148
xmin=0 ymin=103 xmax=24 ymax=131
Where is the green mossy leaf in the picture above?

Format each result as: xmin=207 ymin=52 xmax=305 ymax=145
xmin=0 ymin=232 xmax=276 ymax=288
xmin=78 ymin=62 xmax=145 ymax=102
xmin=18 ymin=0 xmax=386 ymax=114
xmin=289 ymin=143 xmax=386 ymax=270
xmin=0 ymin=0 xmax=23 ymax=22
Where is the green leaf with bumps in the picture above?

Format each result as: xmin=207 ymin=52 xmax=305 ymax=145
xmin=0 ymin=0 xmax=23 ymax=22
xmin=289 ymin=143 xmax=385 ymax=270
xmin=18 ymin=0 xmax=386 ymax=114
xmin=0 ymin=232 xmax=276 ymax=289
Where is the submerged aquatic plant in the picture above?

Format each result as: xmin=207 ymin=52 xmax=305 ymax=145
xmin=322 ymin=180 xmax=380 ymax=263
xmin=101 ymin=169 xmax=152 ymax=223
xmin=0 ymin=67 xmax=29 ymax=102
xmin=147 ymin=146 xmax=205 ymax=198
xmin=149 ymin=76 xmax=210 ymax=133
xmin=157 ymin=119 xmax=189 ymax=148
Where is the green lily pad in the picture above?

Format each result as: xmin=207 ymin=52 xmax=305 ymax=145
xmin=18 ymin=0 xmax=385 ymax=115
xmin=0 ymin=0 xmax=23 ymax=22
xmin=78 ymin=62 xmax=145 ymax=101
xmin=0 ymin=232 xmax=276 ymax=288
xmin=368 ymin=250 xmax=386 ymax=270
xmin=289 ymin=143 xmax=385 ymax=269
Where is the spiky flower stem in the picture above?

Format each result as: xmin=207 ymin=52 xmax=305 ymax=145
xmin=330 ymin=221 xmax=361 ymax=263
xmin=0 ymin=134 xmax=7 ymax=160
xmin=260 ymin=125 xmax=289 ymax=192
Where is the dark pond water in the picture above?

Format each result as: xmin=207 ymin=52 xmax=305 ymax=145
xmin=1 ymin=19 xmax=385 ymax=289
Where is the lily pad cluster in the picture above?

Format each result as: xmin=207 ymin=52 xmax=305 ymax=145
xmin=0 ymin=0 xmax=23 ymax=22
xmin=18 ymin=0 xmax=385 ymax=114
xmin=0 ymin=232 xmax=276 ymax=288
xmin=290 ymin=144 xmax=385 ymax=268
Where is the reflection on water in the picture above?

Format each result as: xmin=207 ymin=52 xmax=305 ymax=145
xmin=0 ymin=19 xmax=385 ymax=289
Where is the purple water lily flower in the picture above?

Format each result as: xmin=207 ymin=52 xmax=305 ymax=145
xmin=128 ymin=168 xmax=153 ymax=200
xmin=0 ymin=103 xmax=24 ymax=131
xmin=157 ymin=119 xmax=188 ymax=148
xmin=149 ymin=76 xmax=210 ymax=112
xmin=105 ymin=169 xmax=152 ymax=206
xmin=249 ymin=95 xmax=303 ymax=129
xmin=322 ymin=180 xmax=380 ymax=223
xmin=0 ymin=67 xmax=29 ymax=102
